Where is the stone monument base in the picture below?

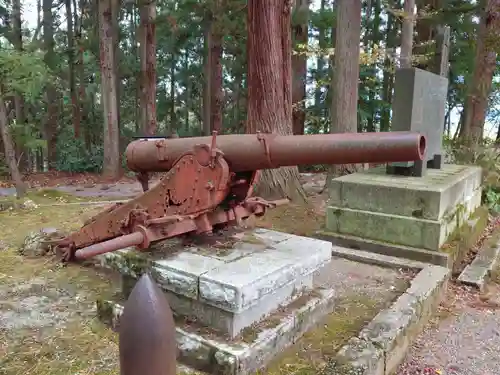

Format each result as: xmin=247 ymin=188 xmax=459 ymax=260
xmin=95 ymin=228 xmax=335 ymax=375
xmin=322 ymin=164 xmax=483 ymax=265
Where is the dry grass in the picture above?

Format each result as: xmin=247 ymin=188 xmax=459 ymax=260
xmin=255 ymin=199 xmax=325 ymax=237
xmin=0 ymin=189 xmax=375 ymax=375
xmin=264 ymin=295 xmax=385 ymax=375
xmin=0 ymin=191 xmax=121 ymax=375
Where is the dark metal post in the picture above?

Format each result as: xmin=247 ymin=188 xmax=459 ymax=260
xmin=119 ymin=273 xmax=177 ymax=375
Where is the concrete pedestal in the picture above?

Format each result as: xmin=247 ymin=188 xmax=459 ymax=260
xmin=325 ymin=164 xmax=482 ymax=252
xmin=96 ymin=228 xmax=335 ymax=375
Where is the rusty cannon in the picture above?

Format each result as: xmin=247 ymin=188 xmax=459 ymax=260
xmin=53 ymin=131 xmax=426 ymax=262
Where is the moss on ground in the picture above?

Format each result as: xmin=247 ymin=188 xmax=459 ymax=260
xmin=0 ymin=248 xmax=119 ymax=375
xmin=255 ymin=202 xmax=324 ymax=237
xmin=263 ymin=295 xmax=386 ymax=375
xmin=0 ymin=194 xmax=121 ymax=375
xmin=1 ymin=190 xmax=371 ymax=375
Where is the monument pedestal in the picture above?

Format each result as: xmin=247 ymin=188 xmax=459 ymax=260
xmin=95 ymin=228 xmax=335 ymax=375
xmin=321 ymin=164 xmax=483 ymax=265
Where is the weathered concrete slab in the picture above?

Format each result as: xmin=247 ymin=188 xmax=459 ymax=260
xmin=316 ymin=230 xmax=450 ymax=267
xmin=329 ymin=245 xmax=430 ymax=270
xmin=97 ymin=228 xmax=332 ymax=338
xmin=100 ymin=284 xmax=338 ymax=375
xmin=329 ymin=164 xmax=482 ymax=220
xmin=324 ymin=264 xmax=450 ymax=375
xmin=326 ymin=164 xmax=482 ymax=251
xmin=97 ymin=255 xmax=410 ymax=375
xmin=458 ymin=240 xmax=500 ymax=291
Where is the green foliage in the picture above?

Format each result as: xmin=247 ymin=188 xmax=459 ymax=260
xmin=0 ymin=0 xmax=496 ymax=181
xmin=9 ymin=119 xmax=46 ymax=152
xmin=54 ymin=136 xmax=103 ymax=173
xmin=444 ymin=138 xmax=500 ymax=213
xmin=0 ymin=152 xmax=9 ymax=176
xmin=0 ymin=49 xmax=53 ymax=99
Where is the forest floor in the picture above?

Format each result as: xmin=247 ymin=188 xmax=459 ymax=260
xmin=1 ymin=171 xmax=500 ymax=375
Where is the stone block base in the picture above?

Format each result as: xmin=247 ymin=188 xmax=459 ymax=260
xmin=97 ymin=228 xmax=332 ymax=339
xmin=326 ymin=164 xmax=482 ymax=251
xmin=97 ymin=286 xmax=337 ymax=375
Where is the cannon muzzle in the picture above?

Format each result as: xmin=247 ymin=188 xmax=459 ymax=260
xmin=126 ymin=131 xmax=426 ymax=173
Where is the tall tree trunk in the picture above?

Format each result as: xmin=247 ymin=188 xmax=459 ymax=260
xmin=461 ymin=0 xmax=500 ymax=146
xmin=380 ymin=0 xmax=398 ymax=131
xmin=246 ymin=0 xmax=306 ymax=203
xmin=66 ymin=0 xmax=80 ymax=138
xmin=98 ymin=0 xmax=121 ymax=178
xmin=209 ymin=17 xmax=223 ymax=134
xmin=12 ymin=0 xmax=28 ymax=171
xmin=325 ymin=11 xmax=337 ymax=134
xmin=74 ymin=0 xmax=90 ymax=149
xmin=330 ymin=0 xmax=362 ymax=135
xmin=328 ymin=0 xmax=362 ymax=178
xmin=363 ymin=0 xmax=374 ymax=132
xmin=0 ymin=84 xmax=26 ymax=198
xmin=139 ymin=0 xmax=157 ymax=136
xmin=203 ymin=21 xmax=211 ymax=136
xmin=203 ymin=7 xmax=223 ymax=135
xmin=112 ymin=0 xmax=121 ymax=139
xmin=43 ymin=0 xmax=58 ymax=169
xmin=414 ymin=0 xmax=442 ymax=69
xmin=400 ymin=0 xmax=415 ymax=68
xmin=169 ymin=58 xmax=176 ymax=135
xmin=131 ymin=6 xmax=140 ymax=133
xmin=369 ymin=0 xmax=382 ymax=132
xmin=291 ymin=0 xmax=308 ymax=135
xmin=315 ymin=0 xmax=327 ymax=120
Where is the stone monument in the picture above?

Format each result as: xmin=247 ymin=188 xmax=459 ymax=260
xmin=320 ymin=65 xmax=484 ymax=268
xmin=386 ymin=68 xmax=448 ymax=177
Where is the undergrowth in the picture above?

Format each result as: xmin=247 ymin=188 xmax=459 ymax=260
xmin=444 ymin=138 xmax=500 ymax=213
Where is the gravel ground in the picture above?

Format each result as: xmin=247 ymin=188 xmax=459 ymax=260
xmin=397 ymin=282 xmax=500 ymax=375
xmin=314 ymin=256 xmax=413 ymax=297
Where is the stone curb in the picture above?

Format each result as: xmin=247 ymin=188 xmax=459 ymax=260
xmin=457 ymin=241 xmax=500 ymax=291
xmin=97 ymin=287 xmax=338 ymax=375
xmin=316 ymin=231 xmax=450 ymax=267
xmin=323 ymin=264 xmax=450 ymax=375
xmin=331 ymin=246 xmax=430 ymax=271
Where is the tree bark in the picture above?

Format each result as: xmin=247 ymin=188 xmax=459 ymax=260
xmin=246 ymin=0 xmax=306 ymax=203
xmin=380 ymin=0 xmax=398 ymax=131
xmin=203 ymin=6 xmax=224 ymax=135
xmin=139 ymin=0 xmax=157 ymax=136
xmin=330 ymin=0 xmax=362 ymax=135
xmin=98 ymin=0 xmax=121 ymax=178
xmin=203 ymin=21 xmax=211 ymax=136
xmin=0 ymin=85 xmax=26 ymax=198
xmin=209 ymin=18 xmax=223 ymax=134
xmin=12 ymin=0 xmax=28 ymax=171
xmin=291 ymin=0 xmax=308 ymax=135
xmin=328 ymin=0 xmax=362 ymax=179
xmin=65 ymin=0 xmax=81 ymax=138
xmin=74 ymin=0 xmax=90 ymax=149
xmin=43 ymin=0 xmax=58 ymax=169
xmin=414 ymin=0 xmax=442 ymax=69
xmin=462 ymin=0 xmax=500 ymax=146
xmin=400 ymin=0 xmax=415 ymax=68
xmin=314 ymin=0 xmax=327 ymax=121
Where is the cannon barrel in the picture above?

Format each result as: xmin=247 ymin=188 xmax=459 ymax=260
xmin=125 ymin=132 xmax=426 ymax=173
